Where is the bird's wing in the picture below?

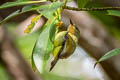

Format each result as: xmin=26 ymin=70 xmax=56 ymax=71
xmin=50 ymin=33 xmax=68 ymax=71
xmin=59 ymin=33 xmax=76 ymax=59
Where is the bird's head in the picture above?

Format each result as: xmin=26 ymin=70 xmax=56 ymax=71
xmin=67 ymin=19 xmax=80 ymax=38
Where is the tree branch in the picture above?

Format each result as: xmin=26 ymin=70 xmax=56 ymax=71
xmin=64 ymin=6 xmax=120 ymax=11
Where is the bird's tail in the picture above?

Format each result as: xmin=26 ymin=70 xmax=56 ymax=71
xmin=49 ymin=57 xmax=59 ymax=71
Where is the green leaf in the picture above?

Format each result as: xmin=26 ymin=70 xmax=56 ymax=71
xmin=0 ymin=65 xmax=12 ymax=80
xmin=32 ymin=16 xmax=57 ymax=73
xmin=0 ymin=5 xmax=43 ymax=25
xmin=0 ymin=2 xmax=63 ymax=25
xmin=77 ymin=0 xmax=89 ymax=8
xmin=37 ymin=2 xmax=63 ymax=19
xmin=107 ymin=10 xmax=120 ymax=17
xmin=0 ymin=0 xmax=46 ymax=10
xmin=0 ymin=5 xmax=38 ymax=25
xmin=21 ymin=5 xmax=38 ymax=12
xmin=0 ymin=10 xmax=20 ymax=25
xmin=24 ymin=14 xmax=42 ymax=33
xmin=94 ymin=48 xmax=120 ymax=67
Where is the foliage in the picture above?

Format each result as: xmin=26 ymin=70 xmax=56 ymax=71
xmin=0 ymin=0 xmax=120 ymax=75
xmin=107 ymin=10 xmax=120 ymax=17
xmin=24 ymin=14 xmax=42 ymax=33
xmin=94 ymin=48 xmax=120 ymax=67
xmin=77 ymin=0 xmax=89 ymax=8
xmin=0 ymin=64 xmax=11 ymax=80
xmin=32 ymin=16 xmax=57 ymax=73
xmin=0 ymin=0 xmax=46 ymax=9
xmin=42 ymin=72 xmax=81 ymax=80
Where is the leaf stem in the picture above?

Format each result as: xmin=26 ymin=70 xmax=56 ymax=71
xmin=64 ymin=6 xmax=120 ymax=11
xmin=64 ymin=0 xmax=68 ymax=7
xmin=0 ymin=1 xmax=46 ymax=10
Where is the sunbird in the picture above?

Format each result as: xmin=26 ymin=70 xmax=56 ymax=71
xmin=50 ymin=19 xmax=80 ymax=71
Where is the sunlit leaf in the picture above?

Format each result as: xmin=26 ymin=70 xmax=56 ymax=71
xmin=94 ymin=48 xmax=120 ymax=67
xmin=24 ymin=14 xmax=42 ymax=33
xmin=31 ymin=15 xmax=42 ymax=23
xmin=77 ymin=0 xmax=89 ymax=8
xmin=24 ymin=23 xmax=35 ymax=33
xmin=37 ymin=2 xmax=63 ymax=18
xmin=32 ymin=16 xmax=57 ymax=73
xmin=0 ymin=0 xmax=46 ymax=10
xmin=107 ymin=10 xmax=120 ymax=17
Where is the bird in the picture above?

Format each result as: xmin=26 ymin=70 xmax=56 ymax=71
xmin=50 ymin=19 xmax=80 ymax=71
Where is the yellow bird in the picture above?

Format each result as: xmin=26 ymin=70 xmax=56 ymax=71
xmin=50 ymin=19 xmax=80 ymax=71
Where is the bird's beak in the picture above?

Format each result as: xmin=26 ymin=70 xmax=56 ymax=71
xmin=70 ymin=19 xmax=73 ymax=25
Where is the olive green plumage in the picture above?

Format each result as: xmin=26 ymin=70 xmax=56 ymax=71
xmin=50 ymin=20 xmax=80 ymax=71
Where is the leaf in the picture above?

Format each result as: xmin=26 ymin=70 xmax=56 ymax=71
xmin=21 ymin=5 xmax=38 ymax=12
xmin=32 ymin=16 xmax=57 ymax=73
xmin=24 ymin=14 xmax=42 ymax=33
xmin=0 ymin=10 xmax=20 ymax=25
xmin=17 ymin=0 xmax=30 ymax=1
xmin=0 ymin=2 xmax=63 ymax=25
xmin=24 ymin=23 xmax=35 ymax=33
xmin=107 ymin=10 xmax=120 ymax=17
xmin=77 ymin=0 xmax=89 ymax=8
xmin=37 ymin=2 xmax=63 ymax=19
xmin=0 ymin=0 xmax=46 ymax=10
xmin=94 ymin=48 xmax=120 ymax=68
xmin=0 ymin=5 xmax=42 ymax=25
xmin=0 ymin=5 xmax=37 ymax=25
xmin=31 ymin=15 xmax=42 ymax=23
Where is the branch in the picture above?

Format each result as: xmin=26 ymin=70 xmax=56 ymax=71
xmin=64 ymin=6 xmax=120 ymax=11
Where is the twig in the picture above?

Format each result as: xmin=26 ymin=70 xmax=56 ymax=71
xmin=63 ymin=0 xmax=68 ymax=7
xmin=64 ymin=6 xmax=120 ymax=11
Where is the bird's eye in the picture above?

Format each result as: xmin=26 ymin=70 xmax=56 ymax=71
xmin=75 ymin=26 xmax=79 ymax=31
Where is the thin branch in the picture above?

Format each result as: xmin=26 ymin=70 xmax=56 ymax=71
xmin=64 ymin=6 xmax=120 ymax=11
xmin=64 ymin=0 xmax=68 ymax=7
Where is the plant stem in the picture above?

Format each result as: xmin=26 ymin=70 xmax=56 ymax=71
xmin=64 ymin=0 xmax=68 ymax=6
xmin=64 ymin=6 xmax=120 ymax=11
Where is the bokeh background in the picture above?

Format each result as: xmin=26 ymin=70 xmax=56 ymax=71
xmin=0 ymin=0 xmax=120 ymax=80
